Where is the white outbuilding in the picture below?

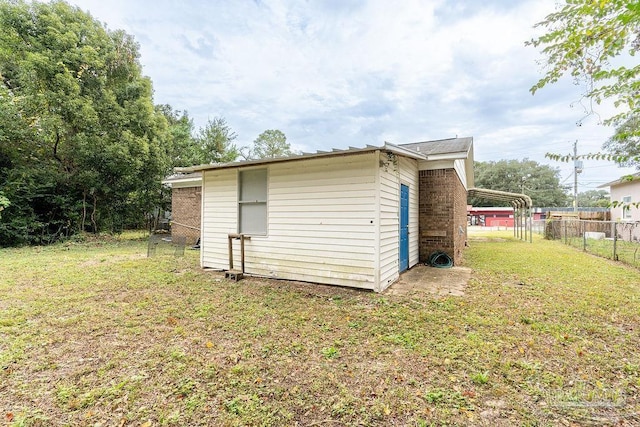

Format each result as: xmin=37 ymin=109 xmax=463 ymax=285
xmin=177 ymin=138 xmax=474 ymax=292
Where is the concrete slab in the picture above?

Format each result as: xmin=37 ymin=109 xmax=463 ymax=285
xmin=385 ymin=264 xmax=472 ymax=297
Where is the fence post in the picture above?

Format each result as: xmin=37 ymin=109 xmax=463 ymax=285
xmin=564 ymin=220 xmax=567 ymax=245
xmin=613 ymin=222 xmax=617 ymax=261
xmin=583 ymin=220 xmax=586 ymax=251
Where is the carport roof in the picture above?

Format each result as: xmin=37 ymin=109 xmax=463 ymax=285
xmin=468 ymin=187 xmax=533 ymax=208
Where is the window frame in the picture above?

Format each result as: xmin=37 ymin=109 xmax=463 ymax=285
xmin=238 ymin=168 xmax=268 ymax=235
xmin=622 ymin=195 xmax=632 ymax=220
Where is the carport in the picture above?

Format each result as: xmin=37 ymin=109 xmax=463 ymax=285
xmin=468 ymin=188 xmax=533 ymax=243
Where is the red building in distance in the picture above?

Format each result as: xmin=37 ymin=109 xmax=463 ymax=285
xmin=467 ymin=206 xmax=515 ymax=227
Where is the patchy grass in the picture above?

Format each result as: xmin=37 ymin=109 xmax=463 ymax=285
xmin=1 ymin=232 xmax=639 ymax=426
xmin=564 ymin=236 xmax=640 ymax=268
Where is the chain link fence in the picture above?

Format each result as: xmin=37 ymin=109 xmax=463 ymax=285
xmin=536 ymin=219 xmax=640 ymax=268
xmin=147 ymin=233 xmax=186 ymax=257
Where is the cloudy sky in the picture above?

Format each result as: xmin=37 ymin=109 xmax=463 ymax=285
xmin=68 ymin=0 xmax=635 ymax=194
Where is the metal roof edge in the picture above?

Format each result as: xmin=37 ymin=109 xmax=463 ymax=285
xmin=174 ymin=143 xmax=428 ymax=174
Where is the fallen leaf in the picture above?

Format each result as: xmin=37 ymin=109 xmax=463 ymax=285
xmin=141 ymin=421 xmax=152 ymax=427
xmin=205 ymin=341 xmax=213 ymax=348
xmin=383 ymin=405 xmax=391 ymax=416
xmin=5 ymin=412 xmax=14 ymax=422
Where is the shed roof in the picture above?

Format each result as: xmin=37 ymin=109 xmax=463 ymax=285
xmin=176 ymin=142 xmax=428 ymax=173
xmin=176 ymin=137 xmax=474 ymax=174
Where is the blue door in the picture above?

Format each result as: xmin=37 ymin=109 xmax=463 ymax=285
xmin=399 ymin=184 xmax=409 ymax=272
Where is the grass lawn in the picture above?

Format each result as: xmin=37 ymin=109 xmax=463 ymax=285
xmin=1 ymin=232 xmax=639 ymax=426
xmin=564 ymin=236 xmax=640 ymax=269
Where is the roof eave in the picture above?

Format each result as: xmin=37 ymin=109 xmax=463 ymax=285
xmin=424 ymin=151 xmax=469 ymax=161
xmin=599 ymin=173 xmax=640 ymax=188
xmin=161 ymin=177 xmax=202 ymax=186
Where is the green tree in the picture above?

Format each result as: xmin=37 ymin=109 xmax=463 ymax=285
xmin=156 ymin=104 xmax=200 ymax=168
xmin=469 ymin=159 xmax=570 ymax=207
xmin=577 ymin=189 xmax=610 ymax=207
xmin=195 ymin=117 xmax=239 ymax=164
xmin=0 ymin=0 xmax=170 ymax=245
xmin=0 ymin=193 xmax=8 ymax=219
xmin=602 ymin=116 xmax=640 ymax=168
xmin=528 ymin=0 xmax=640 ymax=203
xmin=527 ymin=1 xmax=640 ymax=128
xmin=248 ymin=129 xmax=292 ymax=159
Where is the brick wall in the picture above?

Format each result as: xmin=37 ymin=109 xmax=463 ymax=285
xmin=418 ymin=169 xmax=468 ymax=265
xmin=171 ymin=186 xmax=201 ymax=245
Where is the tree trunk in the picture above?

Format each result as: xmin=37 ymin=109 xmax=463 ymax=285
xmin=91 ymin=194 xmax=98 ymax=233
xmin=81 ymin=191 xmax=87 ymax=232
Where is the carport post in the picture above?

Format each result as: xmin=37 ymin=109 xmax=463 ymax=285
xmin=517 ymin=206 xmax=520 ymax=238
xmin=512 ymin=202 xmax=517 ymax=238
xmin=517 ymin=201 xmax=522 ymax=240
xmin=525 ymin=206 xmax=528 ymax=242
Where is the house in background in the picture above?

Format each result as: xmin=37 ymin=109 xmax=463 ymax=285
xmin=177 ymin=137 xmax=474 ymax=292
xmin=600 ymin=173 xmax=640 ymax=222
xmin=162 ymin=172 xmax=202 ymax=245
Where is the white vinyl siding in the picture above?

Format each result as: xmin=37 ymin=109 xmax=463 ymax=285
xmin=378 ymin=153 xmax=419 ymax=291
xmin=201 ymin=153 xmax=378 ymax=289
xmin=379 ymin=157 xmax=399 ymax=290
xmin=454 ymin=159 xmax=468 ymax=190
xmin=201 ymin=169 xmax=237 ymax=268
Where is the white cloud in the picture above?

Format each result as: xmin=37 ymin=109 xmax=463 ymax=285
xmin=67 ymin=0 xmax=635 ymax=187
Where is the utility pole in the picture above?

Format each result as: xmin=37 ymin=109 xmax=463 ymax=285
xmin=573 ymin=140 xmax=583 ymax=213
